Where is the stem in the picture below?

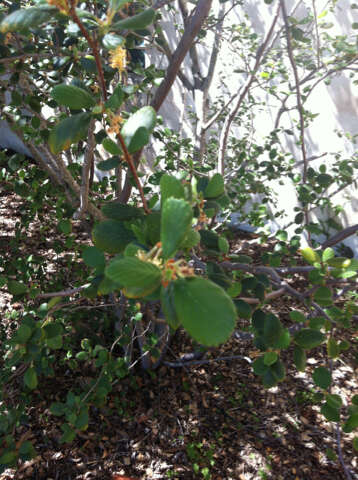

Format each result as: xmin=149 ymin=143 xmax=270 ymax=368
xmin=68 ymin=1 xmax=107 ymax=101
xmin=117 ymin=133 xmax=150 ymax=213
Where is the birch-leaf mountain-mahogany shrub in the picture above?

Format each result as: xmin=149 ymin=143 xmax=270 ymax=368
xmin=0 ymin=1 xmax=357 ymax=476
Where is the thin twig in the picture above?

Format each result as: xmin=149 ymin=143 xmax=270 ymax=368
xmin=163 ymin=354 xmax=252 ymax=368
xmin=336 ymin=424 xmax=354 ymax=480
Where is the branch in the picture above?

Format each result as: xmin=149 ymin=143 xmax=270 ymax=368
xmin=73 ymin=119 xmax=95 ymax=220
xmin=117 ymin=133 xmax=150 ymax=213
xmin=164 ymin=354 xmax=252 ymax=368
xmin=217 ymin=3 xmax=281 ymax=175
xmin=36 ymin=285 xmax=88 ymax=299
xmin=321 ymin=224 xmax=358 ymax=249
xmin=151 ymin=0 xmax=213 ymax=112
xmin=280 ymin=0 xmax=308 ymax=183
xmin=336 ymin=424 xmax=354 ymax=480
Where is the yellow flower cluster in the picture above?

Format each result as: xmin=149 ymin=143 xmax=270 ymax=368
xmin=108 ymin=113 xmax=124 ymax=135
xmin=46 ymin=0 xmax=71 ymax=14
xmin=109 ymin=46 xmax=127 ymax=76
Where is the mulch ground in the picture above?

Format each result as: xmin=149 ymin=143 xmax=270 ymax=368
xmin=0 ymin=180 xmax=357 ymax=480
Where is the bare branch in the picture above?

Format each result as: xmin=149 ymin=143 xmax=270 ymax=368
xmin=217 ymin=3 xmax=281 ymax=175
xmin=321 ymin=224 xmax=358 ymax=249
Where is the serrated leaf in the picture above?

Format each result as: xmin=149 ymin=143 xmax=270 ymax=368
xmin=8 ymin=280 xmax=28 ymax=295
xmin=322 ymin=247 xmax=335 ymax=262
xmin=301 ymin=247 xmax=320 ymax=265
xmin=105 ymin=84 xmax=125 ymax=111
xmin=15 ymin=324 xmax=32 ymax=344
xmin=92 ymin=220 xmax=135 ymax=254
xmin=51 ymin=84 xmax=95 ymax=110
xmin=264 ymin=352 xmax=278 ymax=366
xmin=290 ymin=310 xmax=306 ymax=323
xmin=173 ymin=277 xmax=236 ymax=346
xmin=321 ymin=402 xmax=340 ymax=422
xmin=97 ymin=157 xmax=120 ymax=171
xmin=343 ymin=413 xmax=358 ymax=433
xmin=294 ymin=329 xmax=325 ymax=350
xmin=218 ymin=236 xmax=229 ymax=254
xmin=234 ymin=299 xmax=252 ymax=319
xmin=327 ymin=338 xmax=339 ymax=358
xmin=314 ymin=286 xmax=333 ymax=307
xmin=43 ymin=323 xmax=63 ymax=339
xmin=24 ymin=367 xmax=38 ymax=390
xmin=102 ymin=33 xmax=125 ymax=50
xmin=50 ymin=402 xmax=66 ymax=416
xmin=102 ymin=202 xmax=143 ymax=221
xmin=102 ymin=137 xmax=121 ymax=155
xmin=161 ymin=198 xmax=192 ymax=259
xmin=160 ymin=284 xmax=180 ymax=330
xmin=112 ymin=8 xmax=155 ymax=31
xmin=46 ymin=335 xmax=63 ymax=349
xmin=326 ymin=394 xmax=342 ymax=410
xmin=121 ymin=106 xmax=156 ymax=153
xmin=204 ymin=173 xmax=225 ymax=199
xmin=293 ymin=345 xmax=306 ymax=371
xmin=49 ymin=113 xmax=91 ymax=154
xmin=160 ymin=174 xmax=185 ymax=206
xmin=0 ymin=6 xmax=56 ymax=33
xmin=180 ymin=229 xmax=200 ymax=249
xmin=313 ymin=366 xmax=331 ymax=390
xmin=263 ymin=313 xmax=283 ymax=347
xmin=82 ymin=246 xmax=105 ymax=270
xmin=105 ymin=257 xmax=161 ymax=298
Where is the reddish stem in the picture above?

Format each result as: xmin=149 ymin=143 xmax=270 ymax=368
xmin=68 ymin=1 xmax=107 ymax=101
xmin=117 ymin=133 xmax=149 ymax=213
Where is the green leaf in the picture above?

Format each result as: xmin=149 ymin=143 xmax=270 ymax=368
xmin=321 ymin=402 xmax=340 ymax=422
xmin=106 ymin=257 xmax=161 ymax=298
xmin=161 ymin=198 xmax=193 ymax=259
xmin=160 ymin=284 xmax=180 ymax=330
xmin=49 ymin=113 xmax=91 ymax=154
xmin=313 ymin=366 xmax=331 ymax=390
xmin=289 ymin=310 xmax=306 ymax=323
xmin=204 ymin=173 xmax=225 ymax=199
xmin=326 ymin=257 xmax=352 ymax=268
xmin=218 ymin=236 xmax=229 ymax=254
xmin=145 ymin=212 xmax=161 ymax=245
xmin=253 ymin=356 xmax=268 ymax=375
xmin=353 ymin=437 xmax=358 ymax=451
xmin=51 ymin=84 xmax=95 ymax=110
xmin=263 ymin=313 xmax=283 ymax=347
xmin=180 ymin=229 xmax=200 ymax=249
xmin=93 ymin=220 xmax=135 ymax=254
xmin=294 ymin=329 xmax=325 ymax=350
xmin=8 ymin=280 xmax=28 ymax=295
xmin=97 ymin=157 xmax=120 ymax=171
xmin=43 ymin=323 xmax=63 ymax=339
xmin=300 ymin=247 xmax=320 ymax=265
xmin=46 ymin=335 xmax=63 ymax=350
xmin=173 ymin=277 xmax=236 ymax=346
xmin=105 ymin=84 xmax=125 ymax=111
xmin=60 ymin=424 xmax=76 ymax=444
xmin=58 ymin=219 xmax=72 ymax=235
xmin=15 ymin=324 xmax=32 ymax=344
xmin=50 ymin=402 xmax=66 ymax=416
xmin=24 ymin=367 xmax=38 ymax=390
xmin=82 ymin=246 xmax=105 ymax=270
xmin=314 ymin=286 xmax=333 ymax=307
xmin=102 ymin=138 xmax=121 ymax=155
xmin=326 ymin=394 xmax=342 ymax=410
xmin=0 ymin=6 xmax=56 ymax=33
xmin=121 ymin=106 xmax=156 ymax=153
xmin=102 ymin=33 xmax=125 ymax=50
xmin=234 ymin=299 xmax=252 ymax=319
xmin=112 ymin=8 xmax=155 ymax=31
xmin=322 ymin=248 xmax=335 ymax=262
xmin=160 ymin=174 xmax=185 ymax=206
xmin=327 ymin=338 xmax=339 ymax=358
xmin=102 ymin=202 xmax=143 ymax=221
xmin=343 ymin=413 xmax=358 ymax=433
xmin=199 ymin=229 xmax=219 ymax=250
xmin=293 ymin=345 xmax=306 ymax=371
xmin=0 ymin=450 xmax=17 ymax=465
xmin=109 ymin=0 xmax=133 ymax=13
xmin=227 ymin=282 xmax=242 ymax=298
xmin=264 ymin=352 xmax=278 ymax=366
xmin=75 ymin=409 xmax=89 ymax=430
